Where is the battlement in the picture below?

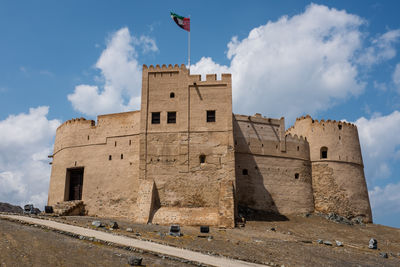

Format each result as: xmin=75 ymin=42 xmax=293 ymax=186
xmin=234 ymin=113 xmax=283 ymax=125
xmin=143 ymin=63 xmax=185 ymax=71
xmin=293 ymin=115 xmax=357 ymax=129
xmin=142 ymin=64 xmax=231 ymax=83
xmin=285 ymin=132 xmax=307 ymax=143
xmin=57 ymin=117 xmax=95 ymax=131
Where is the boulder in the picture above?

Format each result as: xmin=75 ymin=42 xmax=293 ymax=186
xmin=110 ymin=221 xmax=118 ymax=229
xmin=368 ymin=238 xmax=377 ymax=249
xmin=128 ymin=255 xmax=142 ymax=266
xmin=91 ymin=220 xmax=103 ymax=228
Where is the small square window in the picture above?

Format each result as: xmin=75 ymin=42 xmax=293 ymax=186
xmin=167 ymin=112 xmax=176 ymax=124
xmin=152 ymin=112 xmax=160 ymax=124
xmin=207 ymin=110 xmax=216 ymax=122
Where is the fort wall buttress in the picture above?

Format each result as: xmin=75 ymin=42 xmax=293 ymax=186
xmin=286 ymin=115 xmax=372 ymax=222
xmin=234 ymin=114 xmax=314 ymax=215
xmin=48 ymin=111 xmax=142 ymax=219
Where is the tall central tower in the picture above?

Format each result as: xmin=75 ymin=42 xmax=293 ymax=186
xmin=136 ymin=64 xmax=235 ymax=227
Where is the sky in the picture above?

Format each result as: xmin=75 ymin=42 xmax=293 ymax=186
xmin=0 ymin=0 xmax=400 ymax=227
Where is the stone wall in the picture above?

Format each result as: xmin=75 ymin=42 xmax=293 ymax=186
xmin=48 ymin=111 xmax=141 ymax=219
xmin=286 ymin=115 xmax=372 ymax=222
xmin=234 ymin=114 xmax=314 ymax=215
xmin=138 ymin=64 xmax=235 ymax=226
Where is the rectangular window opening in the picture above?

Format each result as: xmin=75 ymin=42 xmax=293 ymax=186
xmin=152 ymin=112 xmax=160 ymax=124
xmin=167 ymin=111 xmax=176 ymax=124
xmin=207 ymin=110 xmax=216 ymax=122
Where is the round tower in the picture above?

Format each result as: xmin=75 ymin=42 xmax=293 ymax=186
xmin=287 ymin=115 xmax=372 ymax=222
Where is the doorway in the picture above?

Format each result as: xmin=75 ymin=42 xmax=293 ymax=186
xmin=65 ymin=168 xmax=84 ymax=201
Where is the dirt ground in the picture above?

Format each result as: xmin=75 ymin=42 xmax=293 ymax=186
xmin=0 ymin=218 xmax=190 ymax=267
xmin=1 ymin=213 xmax=400 ymax=267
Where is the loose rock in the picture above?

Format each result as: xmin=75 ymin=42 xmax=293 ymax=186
xmin=127 ymin=255 xmax=143 ymax=266
xmin=335 ymin=241 xmax=343 ymax=247
xmin=91 ymin=220 xmax=102 ymax=228
xmin=368 ymin=238 xmax=377 ymax=249
xmin=317 ymin=239 xmax=323 ymax=244
xmin=126 ymin=228 xmax=133 ymax=232
xmin=323 ymin=241 xmax=332 ymax=246
xmin=379 ymin=252 xmax=388 ymax=258
xmin=110 ymin=221 xmax=118 ymax=229
xmin=326 ymin=213 xmax=352 ymax=225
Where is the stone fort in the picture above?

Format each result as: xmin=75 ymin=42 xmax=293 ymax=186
xmin=48 ymin=64 xmax=372 ymax=227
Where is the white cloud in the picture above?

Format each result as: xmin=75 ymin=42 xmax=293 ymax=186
xmin=0 ymin=107 xmax=60 ymax=209
xmin=373 ymin=80 xmax=387 ymax=91
xmin=355 ymin=110 xmax=400 ymax=180
xmin=190 ymin=4 xmax=400 ymax=122
xmin=68 ymin=27 xmax=157 ymax=116
xmin=393 ymin=63 xmax=400 ymax=92
xmin=134 ymin=35 xmax=158 ymax=54
xmin=369 ymin=183 xmax=400 ymax=220
xmin=358 ymin=29 xmax=400 ymax=66
xmin=191 ymin=4 xmax=369 ymax=121
xmin=190 ymin=57 xmax=230 ymax=80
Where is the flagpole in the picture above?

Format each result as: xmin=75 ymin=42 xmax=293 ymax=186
xmin=188 ymin=15 xmax=191 ymax=71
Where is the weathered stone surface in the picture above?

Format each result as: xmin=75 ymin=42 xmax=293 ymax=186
xmin=48 ymin=64 xmax=372 ymax=228
xmin=53 ymin=201 xmax=84 ymax=216
xmin=287 ymin=116 xmax=373 ymax=223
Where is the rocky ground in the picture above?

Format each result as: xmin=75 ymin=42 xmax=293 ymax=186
xmin=0 ymin=218 xmax=187 ymax=267
xmin=1 ymin=211 xmax=400 ymax=266
xmin=0 ymin=202 xmax=23 ymax=214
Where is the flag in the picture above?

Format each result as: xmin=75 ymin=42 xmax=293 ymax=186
xmin=170 ymin=12 xmax=190 ymax=32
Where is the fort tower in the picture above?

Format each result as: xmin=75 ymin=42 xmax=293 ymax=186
xmin=287 ymin=115 xmax=372 ymax=222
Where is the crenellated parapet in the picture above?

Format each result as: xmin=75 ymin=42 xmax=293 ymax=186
xmin=293 ymin=114 xmax=356 ymax=128
xmin=53 ymin=111 xmax=141 ymax=155
xmin=57 ymin=117 xmax=95 ymax=131
xmin=142 ymin=63 xmax=231 ymax=83
xmin=233 ymin=113 xmax=310 ymax=161
xmin=287 ymin=115 xmax=362 ymax=165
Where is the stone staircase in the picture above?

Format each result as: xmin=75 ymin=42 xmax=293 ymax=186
xmin=53 ymin=200 xmax=85 ymax=216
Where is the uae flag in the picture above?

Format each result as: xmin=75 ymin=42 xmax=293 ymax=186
xmin=170 ymin=12 xmax=190 ymax=32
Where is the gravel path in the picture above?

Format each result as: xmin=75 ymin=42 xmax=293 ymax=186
xmin=0 ymin=214 xmax=267 ymax=267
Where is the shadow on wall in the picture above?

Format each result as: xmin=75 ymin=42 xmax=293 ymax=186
xmin=233 ymin=119 xmax=288 ymax=222
xmin=148 ymin=186 xmax=161 ymax=223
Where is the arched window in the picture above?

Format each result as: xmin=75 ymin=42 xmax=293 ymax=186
xmin=242 ymin=169 xmax=248 ymax=175
xmin=170 ymin=92 xmax=175 ymax=98
xmin=320 ymin=146 xmax=328 ymax=159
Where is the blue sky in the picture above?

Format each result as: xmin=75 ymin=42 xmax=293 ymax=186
xmin=1 ymin=0 xmax=400 ymax=227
